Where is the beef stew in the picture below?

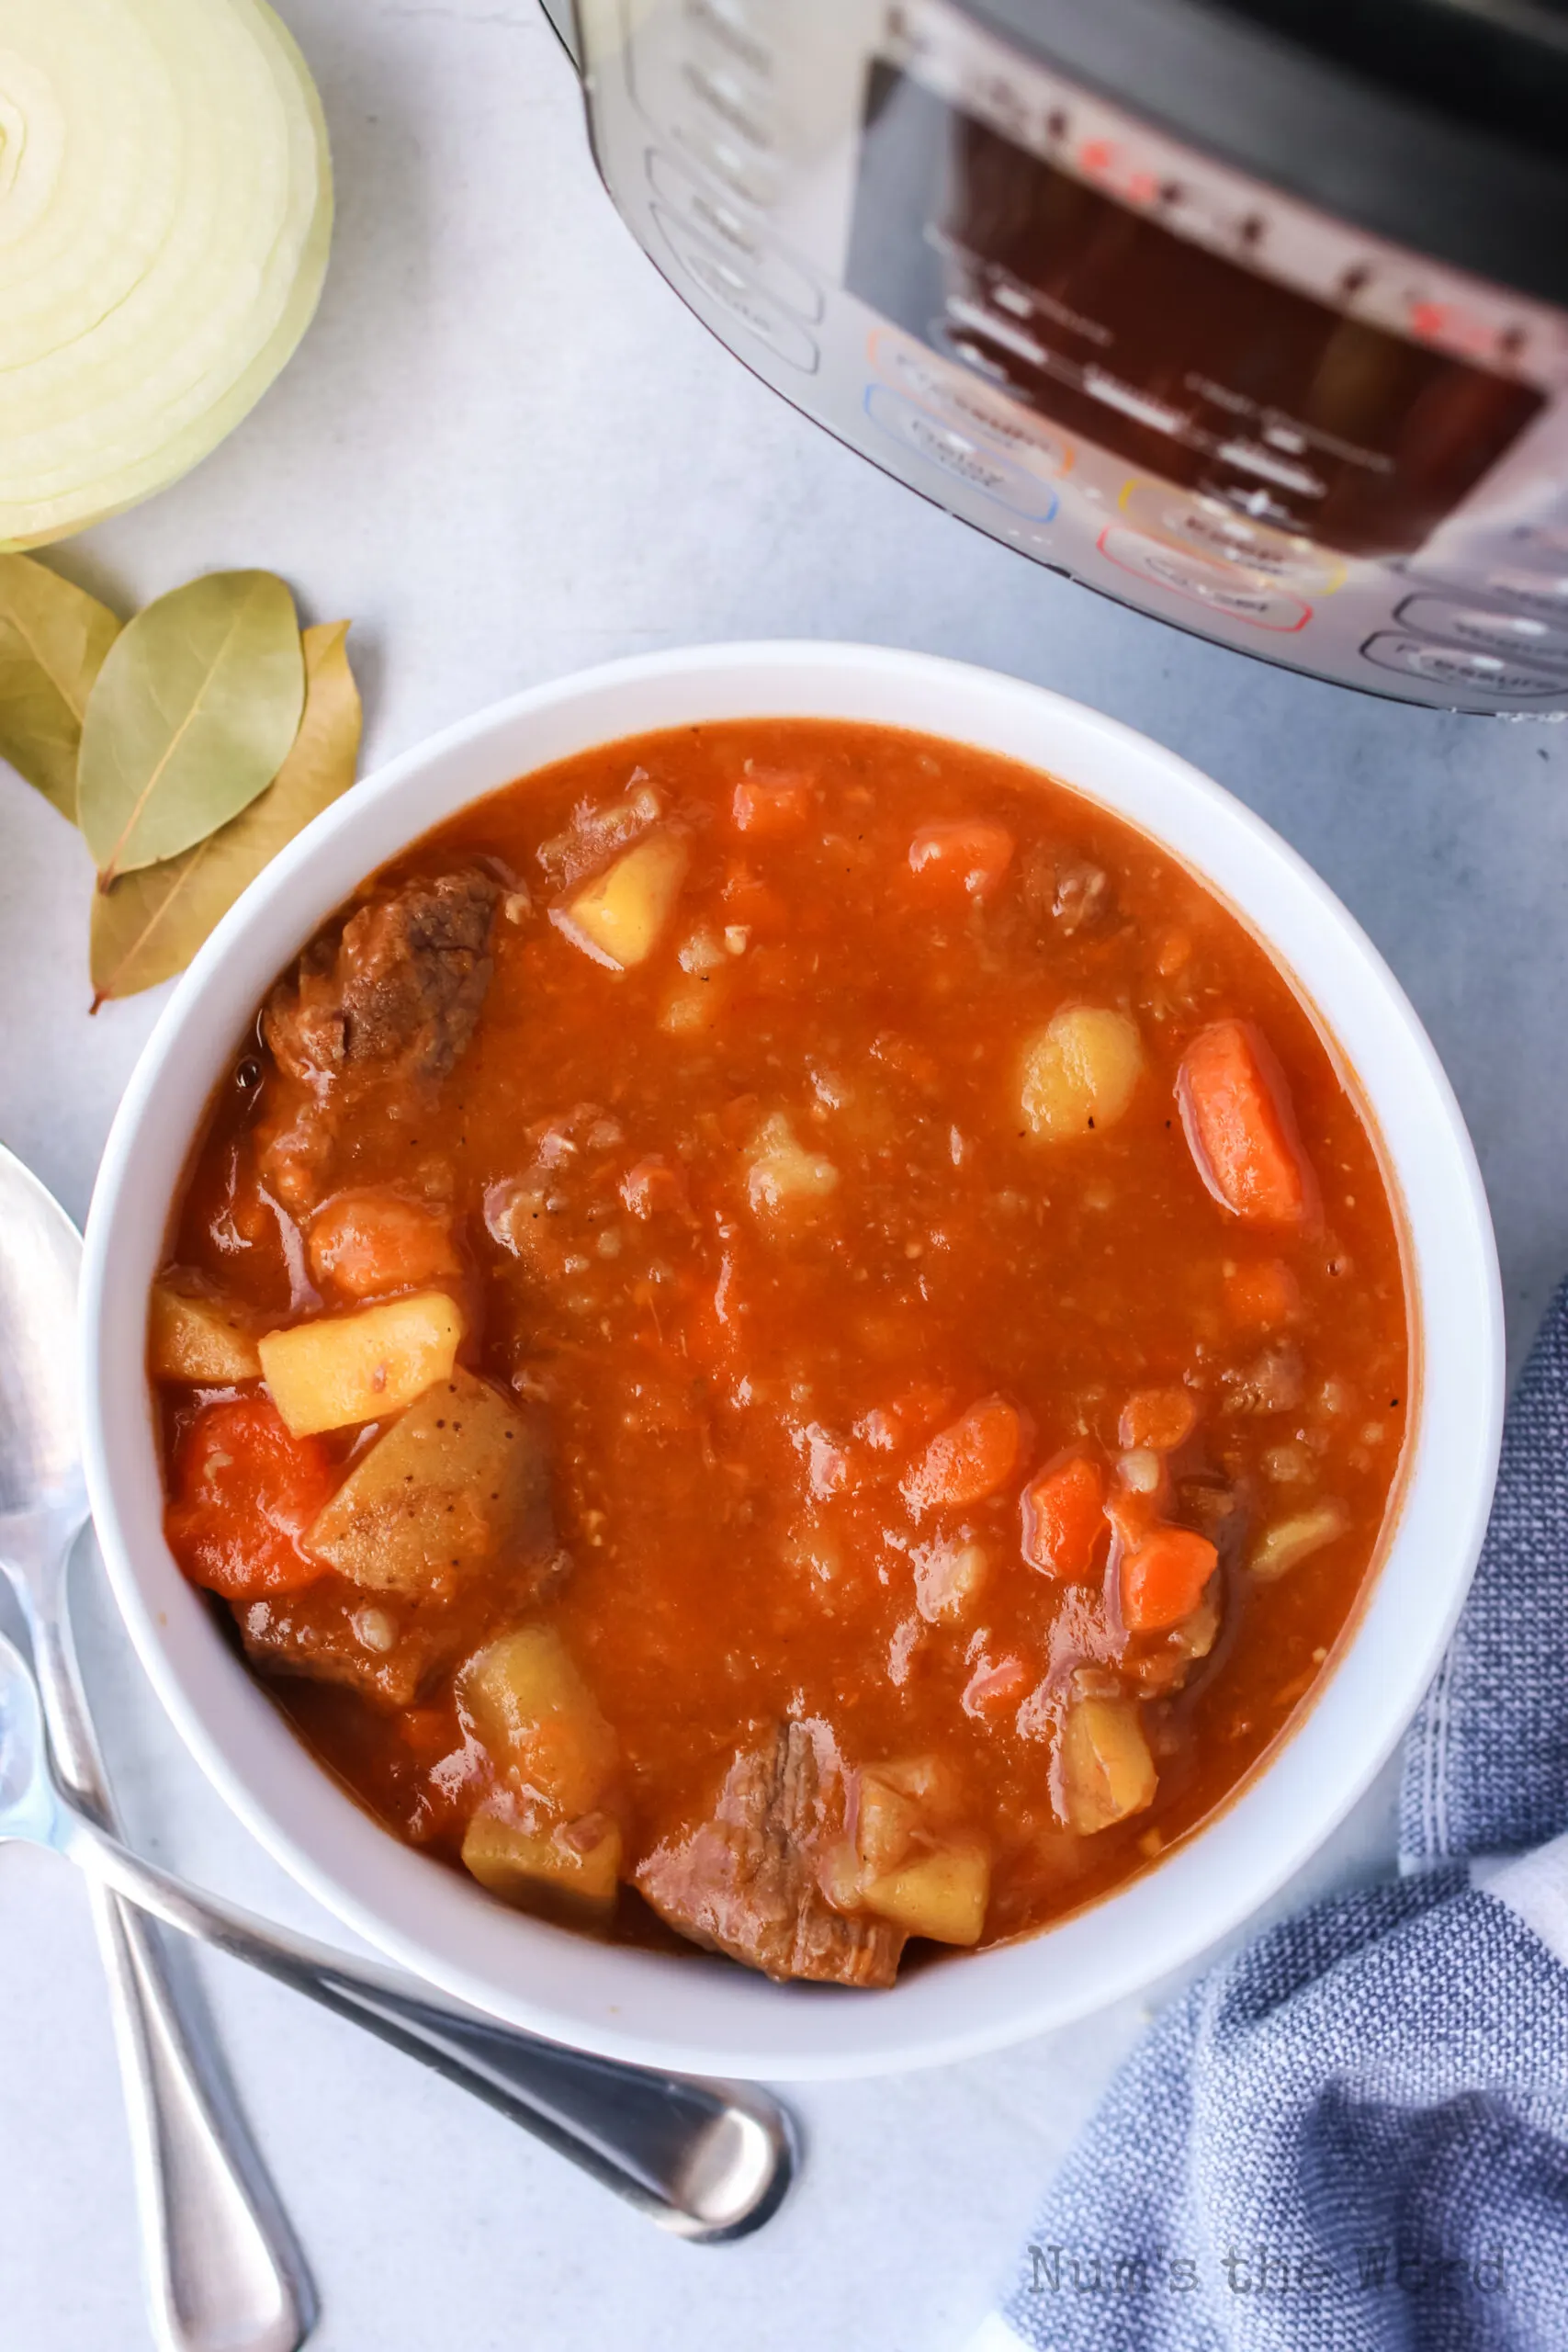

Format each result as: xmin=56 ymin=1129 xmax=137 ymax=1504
xmin=153 ymin=720 xmax=1410 ymax=1985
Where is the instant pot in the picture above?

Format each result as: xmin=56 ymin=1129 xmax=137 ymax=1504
xmin=541 ymin=0 xmax=1568 ymax=713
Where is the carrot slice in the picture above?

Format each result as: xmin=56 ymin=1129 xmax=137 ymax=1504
xmin=732 ymin=774 xmax=815 ymax=835
xmin=903 ymin=1396 xmax=1025 ymax=1516
xmin=1118 ymin=1387 xmax=1199 ymax=1453
xmin=1178 ymin=1020 xmax=1312 ymax=1227
xmin=1121 ymin=1526 xmax=1218 ymax=1632
xmin=1021 ymin=1454 xmax=1108 ymax=1583
xmin=908 ymin=820 xmax=1015 ymax=903
xmin=856 ymin=1382 xmax=960 ymax=1453
xmin=164 ymin=1397 xmax=335 ymax=1600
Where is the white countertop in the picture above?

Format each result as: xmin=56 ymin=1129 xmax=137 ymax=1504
xmin=3 ymin=5 xmax=1566 ymax=2346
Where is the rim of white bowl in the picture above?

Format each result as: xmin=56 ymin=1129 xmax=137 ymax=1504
xmin=81 ymin=641 xmax=1503 ymax=2080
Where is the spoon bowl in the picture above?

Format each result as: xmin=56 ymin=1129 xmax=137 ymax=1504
xmin=0 ymin=1144 xmax=87 ymax=1543
xmin=0 ymin=1624 xmax=67 ymax=1846
xmin=0 ymin=1621 xmax=795 ymax=2239
xmin=0 ymin=1145 xmax=795 ymax=2236
xmin=0 ymin=1144 xmax=317 ymax=2350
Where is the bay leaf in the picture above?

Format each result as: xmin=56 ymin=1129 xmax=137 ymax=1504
xmin=78 ymin=569 xmax=306 ymax=883
xmin=90 ymin=622 xmax=361 ymax=1006
xmin=0 ymin=554 xmax=122 ymax=821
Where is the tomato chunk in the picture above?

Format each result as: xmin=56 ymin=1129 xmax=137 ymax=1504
xmin=903 ymin=1396 xmax=1025 ymax=1516
xmin=164 ymin=1398 xmax=336 ymax=1600
xmin=1021 ymin=1454 xmax=1108 ymax=1583
xmin=731 ymin=774 xmax=814 ymax=836
xmin=1121 ymin=1526 xmax=1218 ymax=1632
xmin=308 ymin=1188 xmax=458 ymax=1301
xmin=1178 ymin=1020 xmax=1312 ymax=1227
xmin=908 ymin=820 xmax=1015 ymax=903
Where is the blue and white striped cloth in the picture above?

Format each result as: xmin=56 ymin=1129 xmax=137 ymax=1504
xmin=973 ymin=1280 xmax=1568 ymax=2352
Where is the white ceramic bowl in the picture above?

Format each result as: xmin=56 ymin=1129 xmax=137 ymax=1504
xmin=82 ymin=643 xmax=1503 ymax=2081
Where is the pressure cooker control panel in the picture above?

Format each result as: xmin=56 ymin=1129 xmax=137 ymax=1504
xmin=574 ymin=0 xmax=1568 ymax=710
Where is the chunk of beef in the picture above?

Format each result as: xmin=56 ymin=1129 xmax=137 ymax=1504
xmin=1221 ymin=1342 xmax=1304 ymax=1417
xmin=1127 ymin=1578 xmax=1222 ymax=1695
xmin=1177 ymin=1471 xmax=1252 ymax=1568
xmin=265 ymin=867 xmax=501 ymax=1091
xmin=1021 ymin=848 xmax=1116 ymax=937
xmin=236 ymin=1388 xmax=567 ymax=1706
xmin=258 ymin=868 xmax=501 ymax=1211
xmin=236 ymin=1519 xmax=569 ymax=1709
xmin=237 ymin=1577 xmax=453 ymax=1709
xmin=636 ymin=1721 xmax=905 ymax=1987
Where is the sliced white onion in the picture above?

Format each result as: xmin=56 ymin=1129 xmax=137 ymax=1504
xmin=0 ymin=0 xmax=332 ymax=548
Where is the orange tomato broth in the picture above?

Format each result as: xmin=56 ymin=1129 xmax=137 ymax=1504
xmin=159 ymin=719 xmax=1409 ymax=1950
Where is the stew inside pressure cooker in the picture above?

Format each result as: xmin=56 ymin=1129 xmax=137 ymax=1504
xmin=154 ymin=719 xmax=1410 ymax=1987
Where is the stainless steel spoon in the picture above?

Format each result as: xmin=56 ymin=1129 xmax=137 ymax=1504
xmin=0 ymin=1142 xmax=313 ymax=2352
xmin=0 ymin=1143 xmax=795 ymax=2246
xmin=0 ymin=1620 xmax=795 ymax=2238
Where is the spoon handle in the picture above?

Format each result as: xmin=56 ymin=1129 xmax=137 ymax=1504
xmin=26 ymin=1590 xmax=316 ymax=2352
xmin=54 ymin=1799 xmax=795 ymax=2242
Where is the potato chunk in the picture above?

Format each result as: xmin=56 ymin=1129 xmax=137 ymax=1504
xmin=305 ymin=1372 xmax=551 ymax=1600
xmin=1250 ymin=1499 xmax=1348 ymax=1583
xmin=258 ymin=1291 xmax=464 ymax=1436
xmin=553 ymin=831 xmax=691 ymax=970
xmin=1059 ymin=1693 xmax=1157 ymax=1833
xmin=912 ymin=1537 xmax=989 ymax=1625
xmin=457 ymin=1625 xmax=618 ymax=1816
xmin=862 ymin=1842 xmax=989 ymax=1945
xmin=745 ymin=1112 xmax=839 ymax=1220
xmin=460 ymin=1811 xmax=622 ymax=1923
xmin=854 ymin=1770 xmax=921 ymax=1880
xmin=821 ymin=1755 xmax=971 ymax=1914
xmin=1020 ymin=1006 xmax=1145 ymax=1140
xmin=149 ymin=1283 xmax=261 ymax=1383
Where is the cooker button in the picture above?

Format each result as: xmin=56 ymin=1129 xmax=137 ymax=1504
xmin=647 ymin=153 xmax=822 ymax=320
xmin=1478 ymin=565 xmax=1568 ymax=620
xmin=1119 ymin=481 xmax=1345 ymax=594
xmin=1404 ymin=554 xmax=1568 ymax=620
xmin=685 ymin=0 xmax=774 ymax=85
xmin=1097 ymin=527 xmax=1310 ymax=631
xmin=867 ymin=334 xmax=1071 ymax=479
xmin=652 ymin=206 xmax=818 ymax=371
xmin=1393 ymin=592 xmax=1568 ymax=671
xmin=862 ymin=385 xmax=1059 ymax=520
xmin=675 ymin=55 xmax=774 ymax=155
xmin=625 ymin=17 xmax=782 ymax=198
xmin=1359 ymin=632 xmax=1565 ymax=696
xmin=666 ymin=119 xmax=780 ymax=209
